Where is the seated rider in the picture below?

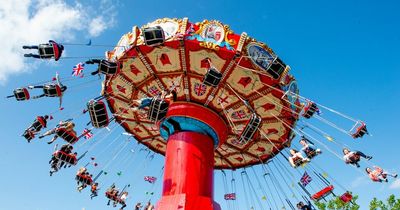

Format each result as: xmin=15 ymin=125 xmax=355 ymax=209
xmin=24 ymin=115 xmax=49 ymax=142
xmin=107 ymin=185 xmax=120 ymax=206
xmin=288 ymin=149 xmax=310 ymax=168
xmin=131 ymin=90 xmax=177 ymax=111
xmin=144 ymin=201 xmax=154 ymax=210
xmin=90 ymin=183 xmax=99 ymax=199
xmin=135 ymin=203 xmax=143 ymax=210
xmin=77 ymin=172 xmax=92 ymax=192
xmin=119 ymin=192 xmax=129 ymax=210
xmin=27 ymin=115 xmax=49 ymax=133
xmin=39 ymin=120 xmax=76 ymax=144
xmin=299 ymin=138 xmax=321 ymax=158
xmin=28 ymin=73 xmax=67 ymax=108
xmin=342 ymin=148 xmax=372 ymax=168
xmin=296 ymin=201 xmax=312 ymax=210
xmin=366 ymin=166 xmax=397 ymax=182
xmin=23 ymin=40 xmax=64 ymax=61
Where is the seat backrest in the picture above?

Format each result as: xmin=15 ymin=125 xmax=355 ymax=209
xmin=99 ymin=60 xmax=118 ymax=74
xmin=238 ymin=113 xmax=262 ymax=143
xmin=267 ymin=57 xmax=286 ymax=80
xmin=14 ymin=88 xmax=30 ymax=101
xmin=88 ymin=100 xmax=109 ymax=128
xmin=44 ymin=84 xmax=62 ymax=97
xmin=144 ymin=26 xmax=165 ymax=46
xmin=56 ymin=128 xmax=79 ymax=144
xmin=203 ymin=67 xmax=222 ymax=87
xmin=147 ymin=99 xmax=169 ymax=122
xmin=39 ymin=44 xmax=55 ymax=58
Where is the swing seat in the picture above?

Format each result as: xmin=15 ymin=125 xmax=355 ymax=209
xmin=340 ymin=192 xmax=353 ymax=203
xmin=76 ymin=174 xmax=93 ymax=185
xmin=22 ymin=130 xmax=35 ymax=141
xmin=266 ymin=57 xmax=286 ymax=80
xmin=237 ymin=113 xmax=262 ymax=144
xmin=38 ymin=40 xmax=62 ymax=61
xmin=203 ymin=67 xmax=222 ymax=87
xmin=99 ymin=60 xmax=118 ymax=75
xmin=311 ymin=185 xmax=334 ymax=201
xmin=143 ymin=26 xmax=165 ymax=46
xmin=105 ymin=191 xmax=119 ymax=201
xmin=29 ymin=116 xmax=46 ymax=132
xmin=56 ymin=128 xmax=79 ymax=144
xmin=13 ymin=88 xmax=30 ymax=101
xmin=351 ymin=122 xmax=368 ymax=139
xmin=43 ymin=84 xmax=62 ymax=97
xmin=54 ymin=151 xmax=77 ymax=165
xmin=305 ymin=150 xmax=318 ymax=159
xmin=348 ymin=153 xmax=360 ymax=163
xmin=147 ymin=98 xmax=169 ymax=122
xmin=292 ymin=156 xmax=306 ymax=168
xmin=302 ymin=101 xmax=318 ymax=119
xmin=36 ymin=116 xmax=47 ymax=127
xmin=87 ymin=100 xmax=109 ymax=128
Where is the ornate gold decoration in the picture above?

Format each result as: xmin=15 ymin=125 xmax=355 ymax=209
xmin=236 ymin=32 xmax=247 ymax=54
xmin=223 ymin=25 xmax=236 ymax=46
xmin=279 ymin=65 xmax=291 ymax=84
xmin=199 ymin=42 xmax=220 ymax=51
xmin=179 ymin=17 xmax=188 ymax=34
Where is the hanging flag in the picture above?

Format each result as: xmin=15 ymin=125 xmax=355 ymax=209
xmin=300 ymin=172 xmax=312 ymax=187
xmin=224 ymin=193 xmax=236 ymax=200
xmin=72 ymin=62 xmax=85 ymax=77
xmin=82 ymin=128 xmax=93 ymax=139
xmin=144 ymin=176 xmax=157 ymax=184
xmin=261 ymin=196 xmax=267 ymax=200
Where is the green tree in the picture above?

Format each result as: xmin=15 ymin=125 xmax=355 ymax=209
xmin=314 ymin=194 xmax=360 ymax=210
xmin=369 ymin=194 xmax=400 ymax=210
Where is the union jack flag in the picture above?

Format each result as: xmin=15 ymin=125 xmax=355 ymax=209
xmin=231 ymin=110 xmax=246 ymax=119
xmin=300 ymin=172 xmax=312 ymax=187
xmin=224 ymin=193 xmax=236 ymax=200
xmin=72 ymin=62 xmax=85 ymax=77
xmin=82 ymin=128 xmax=93 ymax=139
xmin=194 ymin=83 xmax=206 ymax=96
xmin=148 ymin=86 xmax=161 ymax=96
xmin=144 ymin=176 xmax=157 ymax=183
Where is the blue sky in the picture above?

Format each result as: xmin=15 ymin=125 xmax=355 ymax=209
xmin=0 ymin=0 xmax=399 ymax=209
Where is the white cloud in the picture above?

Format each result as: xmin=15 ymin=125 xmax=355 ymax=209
xmin=89 ymin=0 xmax=116 ymax=37
xmin=350 ymin=175 xmax=369 ymax=188
xmin=0 ymin=0 xmax=117 ymax=84
xmin=89 ymin=16 xmax=108 ymax=37
xmin=390 ymin=179 xmax=400 ymax=189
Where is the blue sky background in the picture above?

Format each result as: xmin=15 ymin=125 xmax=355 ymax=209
xmin=0 ymin=0 xmax=399 ymax=209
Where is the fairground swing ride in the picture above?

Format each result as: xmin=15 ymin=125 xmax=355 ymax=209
xmin=10 ymin=17 xmax=386 ymax=210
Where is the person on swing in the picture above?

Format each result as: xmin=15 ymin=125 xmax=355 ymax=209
xmin=23 ymin=40 xmax=64 ymax=61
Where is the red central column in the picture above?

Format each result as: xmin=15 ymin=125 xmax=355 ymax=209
xmin=155 ymin=102 xmax=226 ymax=210
xmin=163 ymin=132 xmax=214 ymax=197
